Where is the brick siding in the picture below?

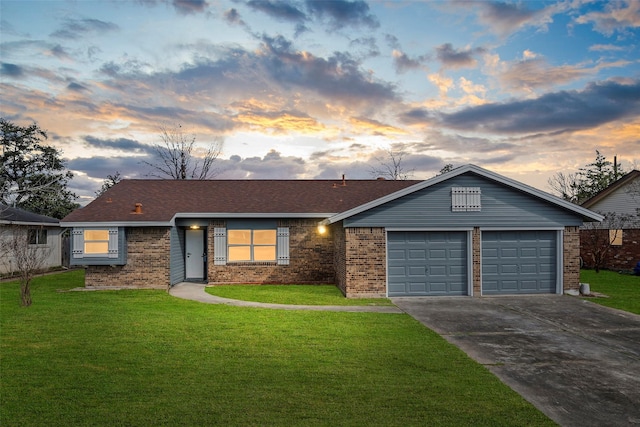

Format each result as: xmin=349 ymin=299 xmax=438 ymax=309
xmin=472 ymin=227 xmax=481 ymax=295
xmin=85 ymin=227 xmax=170 ymax=289
xmin=563 ymin=226 xmax=581 ymax=292
xmin=341 ymin=227 xmax=387 ymax=298
xmin=208 ymin=219 xmax=334 ymax=284
xmin=580 ymin=228 xmax=640 ymax=272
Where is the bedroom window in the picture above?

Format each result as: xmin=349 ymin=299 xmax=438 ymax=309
xmin=228 ymin=229 xmax=277 ymax=262
xmin=452 ymin=187 xmax=481 ymax=212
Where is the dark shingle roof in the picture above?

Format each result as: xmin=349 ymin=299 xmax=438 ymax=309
xmin=61 ymin=179 xmax=421 ymax=223
xmin=0 ymin=204 xmax=60 ymax=225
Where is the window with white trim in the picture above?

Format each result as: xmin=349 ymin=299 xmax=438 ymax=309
xmin=28 ymin=229 xmax=47 ymax=245
xmin=452 ymin=187 xmax=481 ymax=212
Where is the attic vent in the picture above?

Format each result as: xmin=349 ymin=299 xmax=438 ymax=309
xmin=452 ymin=187 xmax=481 ymax=212
xmin=132 ymin=203 xmax=143 ymax=214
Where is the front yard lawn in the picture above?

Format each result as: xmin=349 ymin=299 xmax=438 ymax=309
xmin=580 ymin=269 xmax=640 ymax=314
xmin=206 ymin=284 xmax=394 ymax=306
xmin=1 ymin=271 xmax=554 ymax=426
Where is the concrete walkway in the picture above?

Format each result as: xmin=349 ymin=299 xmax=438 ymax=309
xmin=169 ymin=282 xmax=404 ymax=313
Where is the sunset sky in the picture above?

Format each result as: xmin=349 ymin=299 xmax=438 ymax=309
xmin=1 ymin=0 xmax=639 ymax=204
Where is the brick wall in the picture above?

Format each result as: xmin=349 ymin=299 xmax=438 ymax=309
xmin=333 ymin=223 xmax=347 ymax=295
xmin=85 ymin=227 xmax=170 ymax=289
xmin=564 ymin=226 xmax=581 ymax=292
xmin=208 ymin=219 xmax=334 ymax=284
xmin=580 ymin=228 xmax=640 ymax=272
xmin=472 ymin=227 xmax=481 ymax=295
xmin=342 ymin=227 xmax=386 ymax=298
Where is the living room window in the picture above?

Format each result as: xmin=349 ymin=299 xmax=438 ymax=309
xmin=228 ymin=229 xmax=277 ymax=262
xmin=214 ymin=225 xmax=289 ymax=265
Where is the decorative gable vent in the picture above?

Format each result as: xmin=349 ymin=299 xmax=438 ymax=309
xmin=452 ymin=187 xmax=481 ymax=212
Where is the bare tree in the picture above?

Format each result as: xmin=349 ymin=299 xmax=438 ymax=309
xmin=0 ymin=223 xmax=52 ymax=306
xmin=369 ymin=148 xmax=414 ymax=180
xmin=581 ymin=212 xmax=630 ymax=273
xmin=142 ymin=124 xmax=224 ymax=180
xmin=548 ymin=172 xmax=580 ymax=203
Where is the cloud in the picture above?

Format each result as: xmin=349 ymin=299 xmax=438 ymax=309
xmin=246 ymin=0 xmax=306 ymax=23
xmin=173 ymin=0 xmax=209 ymax=15
xmin=1 ymin=63 xmax=23 ymax=77
xmin=224 ymin=8 xmax=247 ymax=27
xmin=50 ymin=18 xmax=119 ymax=39
xmin=576 ymin=1 xmax=640 ymax=36
xmin=233 ymin=110 xmax=326 ymax=134
xmin=398 ymin=108 xmax=433 ymax=126
xmin=392 ymin=50 xmax=428 ymax=73
xmin=589 ymin=44 xmax=625 ymax=52
xmin=349 ymin=116 xmax=407 ymax=136
xmin=305 ymin=0 xmax=379 ymax=30
xmin=219 ymin=150 xmax=306 ymax=178
xmin=487 ymin=52 xmax=632 ymax=93
xmin=435 ymin=43 xmax=485 ymax=69
xmin=440 ymin=79 xmax=640 ymax=134
xmin=82 ymin=136 xmax=152 ymax=153
xmin=67 ymin=82 xmax=89 ymax=92
xmin=67 ymin=156 xmax=148 ymax=182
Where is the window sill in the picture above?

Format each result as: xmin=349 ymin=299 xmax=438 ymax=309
xmin=226 ymin=261 xmax=277 ymax=266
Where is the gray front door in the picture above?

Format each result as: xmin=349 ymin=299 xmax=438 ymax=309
xmin=387 ymin=231 xmax=467 ymax=296
xmin=185 ymin=229 xmax=205 ymax=280
xmin=482 ymin=230 xmax=556 ymax=295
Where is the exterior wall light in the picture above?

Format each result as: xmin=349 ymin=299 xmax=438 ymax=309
xmin=317 ymin=224 xmax=327 ymax=235
xmin=190 ymin=225 xmax=200 ymax=230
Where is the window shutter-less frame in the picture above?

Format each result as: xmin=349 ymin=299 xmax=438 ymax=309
xmin=277 ymin=227 xmax=290 ymax=265
xmin=214 ymin=228 xmax=227 ymax=265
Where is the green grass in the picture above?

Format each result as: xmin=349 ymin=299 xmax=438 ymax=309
xmin=1 ymin=271 xmax=554 ymax=426
xmin=580 ymin=269 xmax=640 ymax=314
xmin=206 ymin=284 xmax=394 ymax=306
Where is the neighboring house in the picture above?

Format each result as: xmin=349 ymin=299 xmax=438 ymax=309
xmin=0 ymin=204 xmax=63 ymax=275
xmin=580 ymin=170 xmax=640 ymax=271
xmin=60 ymin=165 xmax=602 ymax=297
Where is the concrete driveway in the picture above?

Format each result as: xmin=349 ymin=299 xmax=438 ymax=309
xmin=391 ymin=295 xmax=640 ymax=427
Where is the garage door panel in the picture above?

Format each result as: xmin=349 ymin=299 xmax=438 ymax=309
xmin=482 ymin=230 xmax=556 ymax=295
xmin=388 ymin=231 xmax=468 ymax=297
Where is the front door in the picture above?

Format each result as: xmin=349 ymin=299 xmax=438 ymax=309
xmin=185 ymin=229 xmax=205 ymax=280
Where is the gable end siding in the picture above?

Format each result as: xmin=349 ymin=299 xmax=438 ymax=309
xmin=344 ymin=174 xmax=584 ymax=228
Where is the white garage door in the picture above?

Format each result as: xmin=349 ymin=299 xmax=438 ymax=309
xmin=387 ymin=231 xmax=468 ymax=297
xmin=482 ymin=230 xmax=557 ymax=295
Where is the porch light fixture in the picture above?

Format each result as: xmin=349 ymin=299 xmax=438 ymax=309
xmin=190 ymin=225 xmax=200 ymax=230
xmin=317 ymin=224 xmax=327 ymax=235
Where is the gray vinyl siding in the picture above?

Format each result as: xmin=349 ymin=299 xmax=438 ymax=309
xmin=170 ymin=226 xmax=185 ymax=286
xmin=586 ymin=180 xmax=640 ymax=228
xmin=345 ymin=173 xmax=584 ymax=228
